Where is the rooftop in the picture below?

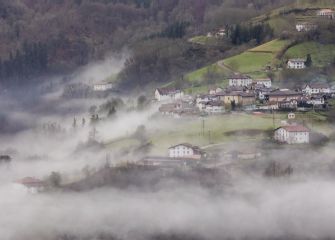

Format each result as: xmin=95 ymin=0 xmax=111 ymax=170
xmin=304 ymin=83 xmax=330 ymax=89
xmin=228 ymin=74 xmax=252 ymax=80
xmin=156 ymin=87 xmax=181 ymax=95
xmin=268 ymin=90 xmax=302 ymax=96
xmin=280 ymin=125 xmax=310 ymax=133
xmin=288 ymin=58 xmax=306 ymax=63
xmin=16 ymin=177 xmax=44 ymax=187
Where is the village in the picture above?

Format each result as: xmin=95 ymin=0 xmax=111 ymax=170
xmin=2 ymin=6 xmax=335 ymax=195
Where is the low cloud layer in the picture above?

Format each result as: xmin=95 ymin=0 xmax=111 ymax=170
xmin=1 ymin=178 xmax=335 ymax=240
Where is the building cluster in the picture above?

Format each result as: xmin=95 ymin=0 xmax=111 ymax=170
xmin=155 ymin=74 xmax=333 ymax=118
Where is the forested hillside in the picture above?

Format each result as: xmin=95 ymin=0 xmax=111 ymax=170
xmin=0 ymin=0 xmax=292 ymax=87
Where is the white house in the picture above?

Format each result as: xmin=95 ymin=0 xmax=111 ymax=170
xmin=306 ymin=95 xmax=325 ymax=106
xmin=317 ymin=9 xmax=334 ymax=18
xmin=274 ymin=125 xmax=310 ymax=144
xmin=204 ymin=101 xmax=225 ymax=114
xmin=168 ymin=143 xmax=204 ymax=159
xmin=228 ymin=74 xmax=253 ymax=87
xmin=93 ymin=81 xmax=113 ymax=91
xmin=253 ymin=78 xmax=272 ymax=88
xmin=215 ymin=28 xmax=226 ymax=37
xmin=287 ymin=59 xmax=306 ymax=69
xmin=302 ymin=83 xmax=331 ymax=95
xmin=196 ymin=94 xmax=219 ymax=110
xmin=155 ymin=88 xmax=184 ymax=102
xmin=296 ymin=22 xmax=317 ymax=32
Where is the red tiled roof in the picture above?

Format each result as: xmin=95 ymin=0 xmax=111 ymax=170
xmin=16 ymin=177 xmax=44 ymax=186
xmin=281 ymin=125 xmax=310 ymax=132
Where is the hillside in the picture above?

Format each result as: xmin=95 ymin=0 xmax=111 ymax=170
xmin=182 ymin=0 xmax=335 ymax=93
xmin=284 ymin=42 xmax=335 ymax=67
xmin=0 ymin=0 xmax=295 ymax=89
xmin=184 ymin=39 xmax=290 ymax=90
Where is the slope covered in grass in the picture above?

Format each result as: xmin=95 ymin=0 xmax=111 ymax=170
xmin=284 ymin=42 xmax=335 ymax=67
xmin=222 ymin=39 xmax=289 ymax=78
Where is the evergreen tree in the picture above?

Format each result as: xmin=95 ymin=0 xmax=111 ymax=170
xmin=305 ymin=54 xmax=312 ymax=67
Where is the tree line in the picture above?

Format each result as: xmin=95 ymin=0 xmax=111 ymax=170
xmin=0 ymin=42 xmax=48 ymax=86
xmin=230 ymin=23 xmax=274 ymax=45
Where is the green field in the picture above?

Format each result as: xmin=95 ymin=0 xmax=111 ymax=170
xmin=223 ymin=39 xmax=289 ymax=78
xmin=186 ymin=39 xmax=289 ymax=86
xmin=249 ymin=39 xmax=290 ymax=53
xmin=185 ymin=64 xmax=227 ymax=82
xmin=284 ymin=42 xmax=335 ymax=67
xmin=223 ymin=52 xmax=273 ymax=77
xmin=182 ymin=63 xmax=232 ymax=94
xmin=105 ymin=111 xmax=331 ymax=155
xmin=148 ymin=113 xmax=277 ymax=154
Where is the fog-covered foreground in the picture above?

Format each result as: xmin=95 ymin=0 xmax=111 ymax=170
xmin=1 ymin=177 xmax=335 ymax=240
xmin=1 ymin=58 xmax=335 ymax=240
xmin=1 ymin=93 xmax=335 ymax=240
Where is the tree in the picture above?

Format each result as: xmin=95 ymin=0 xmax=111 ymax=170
xmin=264 ymin=161 xmax=293 ymax=177
xmin=48 ymin=171 xmax=62 ymax=188
xmin=107 ymin=106 xmax=116 ymax=117
xmin=305 ymin=54 xmax=312 ymax=67
xmin=231 ymin=100 xmax=236 ymax=111
xmin=89 ymin=105 xmax=97 ymax=115
xmin=137 ymin=95 xmax=148 ymax=110
xmin=72 ymin=117 xmax=77 ymax=129
xmin=134 ymin=125 xmax=147 ymax=141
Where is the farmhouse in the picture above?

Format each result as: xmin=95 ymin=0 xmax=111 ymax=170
xmin=215 ymin=28 xmax=226 ymax=37
xmin=93 ymin=81 xmax=113 ymax=91
xmin=155 ymin=88 xmax=184 ymax=102
xmin=204 ymin=101 xmax=225 ymax=114
xmin=306 ymin=95 xmax=325 ymax=106
xmin=267 ymin=90 xmax=303 ymax=103
xmin=295 ymin=22 xmax=317 ymax=32
xmin=302 ymin=83 xmax=331 ymax=95
xmin=15 ymin=177 xmax=45 ymax=194
xmin=317 ymin=9 xmax=334 ymax=18
xmin=287 ymin=58 xmax=306 ymax=69
xmin=209 ymin=87 xmax=223 ymax=95
xmin=222 ymin=92 xmax=241 ymax=106
xmin=239 ymin=92 xmax=256 ymax=106
xmin=159 ymin=101 xmax=199 ymax=118
xmin=274 ymin=124 xmax=310 ymax=144
xmin=228 ymin=74 xmax=253 ymax=87
xmin=168 ymin=143 xmax=205 ymax=160
xmin=278 ymin=99 xmax=298 ymax=110
xmin=196 ymin=94 xmax=220 ymax=110
xmin=253 ymin=78 xmax=272 ymax=88
xmin=256 ymin=87 xmax=273 ymax=100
